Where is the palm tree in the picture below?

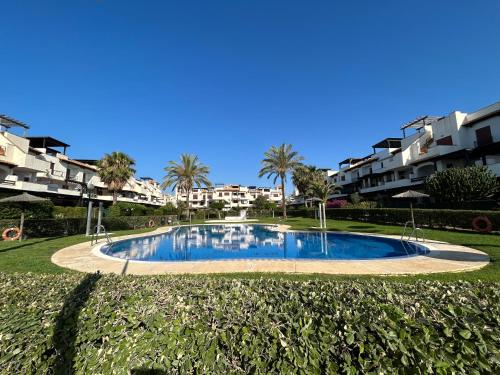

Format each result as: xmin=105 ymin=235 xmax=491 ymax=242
xmin=311 ymin=179 xmax=338 ymax=204
xmin=162 ymin=154 xmax=211 ymax=221
xmin=258 ymin=144 xmax=304 ymax=219
xmin=97 ymin=152 xmax=136 ymax=205
xmin=292 ymin=165 xmax=324 ymax=207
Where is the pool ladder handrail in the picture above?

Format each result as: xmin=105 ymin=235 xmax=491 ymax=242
xmin=91 ymin=225 xmax=113 ymax=246
xmin=401 ymin=221 xmax=425 ymax=243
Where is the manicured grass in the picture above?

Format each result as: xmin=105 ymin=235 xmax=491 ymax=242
xmin=0 ymin=218 xmax=498 ymax=281
xmin=0 ymin=228 xmax=156 ymax=274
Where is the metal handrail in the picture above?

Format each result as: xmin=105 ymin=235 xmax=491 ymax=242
xmin=401 ymin=221 xmax=425 ymax=243
xmin=91 ymin=225 xmax=112 ymax=246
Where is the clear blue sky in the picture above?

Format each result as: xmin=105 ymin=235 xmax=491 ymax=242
xmin=1 ymin=1 xmax=499 ymax=193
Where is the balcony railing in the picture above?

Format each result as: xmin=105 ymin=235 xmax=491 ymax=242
xmin=410 ymin=176 xmax=428 ymax=183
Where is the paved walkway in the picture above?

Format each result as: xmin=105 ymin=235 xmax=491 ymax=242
xmin=51 ymin=225 xmax=490 ymax=276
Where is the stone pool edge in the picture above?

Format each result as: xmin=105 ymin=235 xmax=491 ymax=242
xmin=51 ymin=224 xmax=490 ymax=276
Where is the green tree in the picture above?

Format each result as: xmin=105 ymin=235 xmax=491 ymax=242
xmin=426 ymin=166 xmax=498 ymax=206
xmin=97 ymin=152 xmax=136 ymax=205
xmin=154 ymin=202 xmax=177 ymax=215
xmin=258 ymin=144 xmax=304 ymax=219
xmin=209 ymin=200 xmax=225 ymax=219
xmin=253 ymin=195 xmax=271 ymax=210
xmin=162 ymin=154 xmax=211 ymax=221
xmin=292 ymin=165 xmax=325 ymax=207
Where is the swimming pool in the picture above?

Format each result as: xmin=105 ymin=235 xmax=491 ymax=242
xmin=101 ymin=224 xmax=428 ymax=262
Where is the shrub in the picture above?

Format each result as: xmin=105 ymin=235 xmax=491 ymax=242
xmin=0 ymin=274 xmax=498 ymax=373
xmin=107 ymin=202 xmax=154 ymax=217
xmin=426 ymin=166 xmax=499 ymax=207
xmin=0 ymin=201 xmax=54 ymax=219
xmin=53 ymin=206 xmax=88 ymax=218
xmin=326 ymin=199 xmax=348 ymax=209
xmin=287 ymin=208 xmax=500 ymax=231
xmin=0 ymin=215 xmax=177 ymax=238
xmin=153 ymin=203 xmax=177 ymax=215
xmin=346 ymin=201 xmax=377 ymax=209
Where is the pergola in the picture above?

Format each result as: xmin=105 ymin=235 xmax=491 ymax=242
xmin=400 ymin=115 xmax=443 ymax=137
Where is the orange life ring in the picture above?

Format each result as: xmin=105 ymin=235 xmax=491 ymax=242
xmin=148 ymin=220 xmax=156 ymax=228
xmin=472 ymin=216 xmax=492 ymax=233
xmin=2 ymin=227 xmax=21 ymax=241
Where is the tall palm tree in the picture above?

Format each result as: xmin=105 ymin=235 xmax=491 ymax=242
xmin=97 ymin=152 xmax=136 ymax=205
xmin=162 ymin=154 xmax=211 ymax=221
xmin=258 ymin=144 xmax=304 ymax=219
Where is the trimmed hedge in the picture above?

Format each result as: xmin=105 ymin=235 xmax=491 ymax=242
xmin=0 ymin=215 xmax=177 ymax=238
xmin=0 ymin=201 xmax=54 ymax=220
xmin=288 ymin=208 xmax=500 ymax=231
xmin=0 ymin=274 xmax=498 ymax=373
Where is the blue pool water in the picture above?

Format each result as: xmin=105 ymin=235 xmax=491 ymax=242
xmin=101 ymin=224 xmax=428 ymax=262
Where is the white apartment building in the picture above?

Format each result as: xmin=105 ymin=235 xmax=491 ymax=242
xmin=0 ymin=115 xmax=169 ymax=206
xmin=327 ymin=101 xmax=500 ymax=199
xmin=175 ymin=184 xmax=283 ymax=210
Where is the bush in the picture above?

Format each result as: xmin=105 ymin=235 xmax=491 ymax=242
xmin=53 ymin=206 xmax=88 ymax=218
xmin=326 ymin=199 xmax=348 ymax=209
xmin=426 ymin=166 xmax=499 ymax=207
xmin=107 ymin=202 xmax=154 ymax=217
xmin=287 ymin=208 xmax=500 ymax=231
xmin=0 ymin=274 xmax=498 ymax=373
xmin=0 ymin=201 xmax=54 ymax=219
xmin=0 ymin=215 xmax=177 ymax=238
xmin=153 ymin=203 xmax=177 ymax=216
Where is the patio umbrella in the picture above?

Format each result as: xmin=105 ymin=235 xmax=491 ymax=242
xmin=0 ymin=193 xmax=49 ymax=241
xmin=392 ymin=190 xmax=429 ymax=228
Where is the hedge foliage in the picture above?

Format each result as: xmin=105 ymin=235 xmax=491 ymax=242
xmin=288 ymin=208 xmax=500 ymax=231
xmin=0 ymin=274 xmax=498 ymax=374
xmin=0 ymin=215 xmax=177 ymax=238
xmin=0 ymin=201 xmax=54 ymax=220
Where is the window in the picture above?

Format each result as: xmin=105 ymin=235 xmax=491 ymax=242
xmin=341 ymin=175 xmax=345 ymax=181
xmin=380 ymin=162 xmax=384 ymax=168
xmin=50 ymin=163 xmax=55 ymax=174
xmin=476 ymin=126 xmax=493 ymax=147
xmin=193 ymin=194 xmax=198 ymax=200
xmin=436 ymin=135 xmax=453 ymax=146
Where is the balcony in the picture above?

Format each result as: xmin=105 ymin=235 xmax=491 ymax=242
xmin=359 ymin=178 xmax=419 ymax=193
xmin=409 ymin=144 xmax=463 ymax=164
xmin=22 ymin=154 xmax=50 ymax=172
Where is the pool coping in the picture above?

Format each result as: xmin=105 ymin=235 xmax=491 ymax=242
xmin=51 ymin=224 xmax=491 ymax=276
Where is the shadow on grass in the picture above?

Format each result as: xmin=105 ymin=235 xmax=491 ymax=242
xmin=48 ymin=272 xmax=101 ymax=374
xmin=425 ymin=250 xmax=490 ymax=262
xmin=0 ymin=237 xmax=63 ymax=254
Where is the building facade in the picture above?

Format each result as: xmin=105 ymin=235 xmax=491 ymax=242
xmin=0 ymin=115 xmax=169 ymax=206
xmin=326 ymin=102 xmax=500 ymax=200
xmin=175 ymin=184 xmax=283 ymax=210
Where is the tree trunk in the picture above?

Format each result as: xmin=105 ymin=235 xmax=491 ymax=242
xmin=112 ymin=191 xmax=118 ymax=205
xmin=281 ymin=177 xmax=287 ymax=220
xmin=186 ymin=190 xmax=191 ymax=222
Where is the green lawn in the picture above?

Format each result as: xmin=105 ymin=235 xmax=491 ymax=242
xmin=0 ymin=217 xmax=498 ymax=281
xmin=0 ymin=228 xmax=156 ymax=274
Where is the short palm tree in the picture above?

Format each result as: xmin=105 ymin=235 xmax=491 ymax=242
xmin=97 ymin=152 xmax=136 ymax=205
xmin=258 ymin=144 xmax=304 ymax=219
xmin=162 ymin=154 xmax=211 ymax=221
xmin=292 ymin=165 xmax=325 ymax=207
xmin=311 ymin=179 xmax=338 ymax=204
